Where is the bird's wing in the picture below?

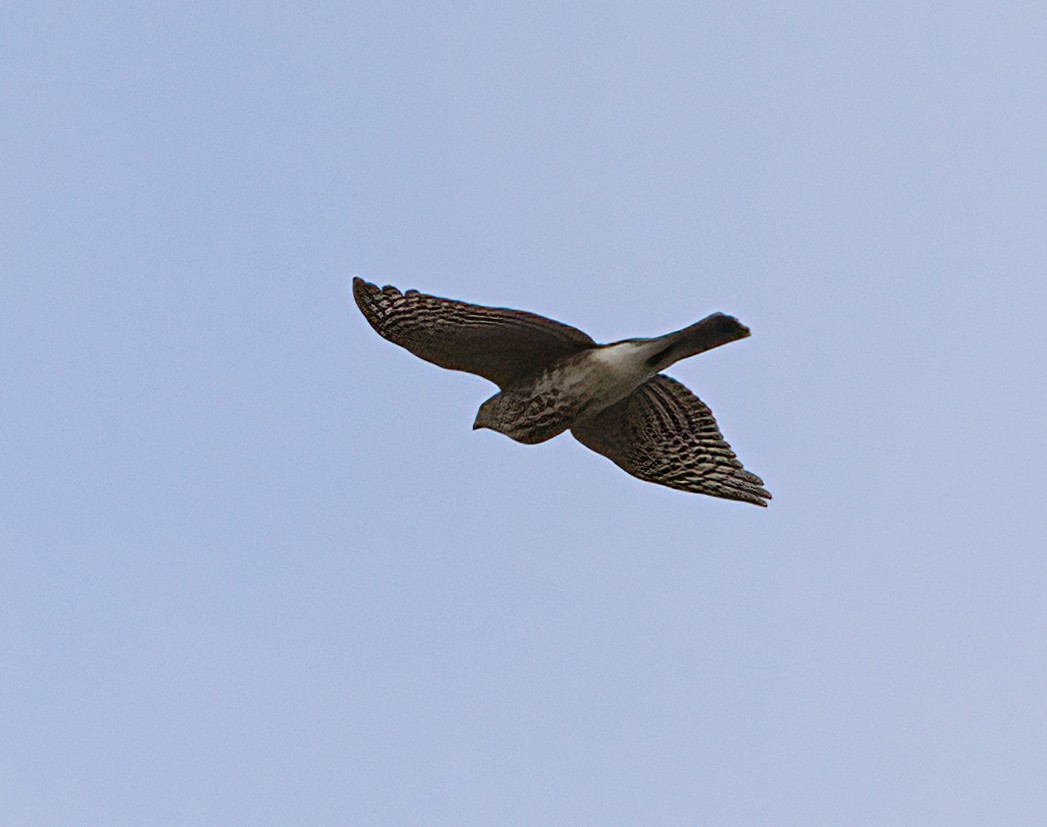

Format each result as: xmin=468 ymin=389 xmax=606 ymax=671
xmin=571 ymin=374 xmax=771 ymax=506
xmin=353 ymin=278 xmax=596 ymax=388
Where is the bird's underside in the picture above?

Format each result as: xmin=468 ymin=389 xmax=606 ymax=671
xmin=352 ymin=277 xmax=770 ymax=506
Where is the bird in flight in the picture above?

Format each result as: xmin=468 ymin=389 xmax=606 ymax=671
xmin=353 ymin=278 xmax=770 ymax=506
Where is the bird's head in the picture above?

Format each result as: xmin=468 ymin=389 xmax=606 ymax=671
xmin=473 ymin=393 xmax=520 ymax=434
xmin=472 ymin=397 xmax=499 ymax=432
xmin=473 ymin=391 xmax=562 ymax=445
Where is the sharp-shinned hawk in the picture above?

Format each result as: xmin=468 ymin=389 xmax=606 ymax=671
xmin=353 ymin=278 xmax=770 ymax=506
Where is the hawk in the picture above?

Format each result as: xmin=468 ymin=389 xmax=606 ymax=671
xmin=353 ymin=278 xmax=770 ymax=506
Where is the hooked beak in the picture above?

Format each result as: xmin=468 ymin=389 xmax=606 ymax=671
xmin=473 ymin=397 xmax=496 ymax=431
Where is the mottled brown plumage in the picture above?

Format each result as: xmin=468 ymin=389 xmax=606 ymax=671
xmin=352 ymin=277 xmax=770 ymax=505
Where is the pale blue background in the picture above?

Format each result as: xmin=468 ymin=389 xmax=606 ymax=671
xmin=3 ymin=2 xmax=1046 ymax=824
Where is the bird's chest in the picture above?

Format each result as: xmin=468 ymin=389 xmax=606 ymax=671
xmin=500 ymin=346 xmax=652 ymax=444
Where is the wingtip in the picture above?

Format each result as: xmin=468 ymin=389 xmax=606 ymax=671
xmin=743 ymin=479 xmax=772 ymax=506
xmin=351 ymin=275 xmax=373 ymax=295
xmin=734 ymin=485 xmax=771 ymax=506
xmin=352 ymin=276 xmax=389 ymax=312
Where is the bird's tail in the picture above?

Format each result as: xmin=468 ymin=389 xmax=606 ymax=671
xmin=644 ymin=313 xmax=751 ymax=371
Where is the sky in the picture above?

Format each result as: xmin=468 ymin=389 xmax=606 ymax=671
xmin=3 ymin=1 xmax=1046 ymax=824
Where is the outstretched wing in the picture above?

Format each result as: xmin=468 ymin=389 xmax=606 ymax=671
xmin=571 ymin=375 xmax=771 ymax=506
xmin=353 ymin=278 xmax=596 ymax=388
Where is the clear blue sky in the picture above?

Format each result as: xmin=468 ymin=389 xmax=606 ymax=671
xmin=3 ymin=2 xmax=1045 ymax=824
